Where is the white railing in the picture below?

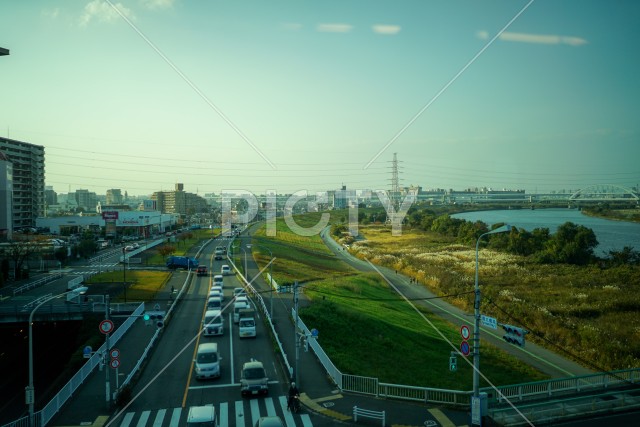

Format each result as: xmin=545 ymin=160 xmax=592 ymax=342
xmin=13 ymin=274 xmax=62 ymax=296
xmin=353 ymin=406 xmax=385 ymax=426
xmin=0 ymin=303 xmax=145 ymax=427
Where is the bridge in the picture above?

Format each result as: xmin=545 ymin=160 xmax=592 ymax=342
xmin=569 ymin=184 xmax=639 ymax=203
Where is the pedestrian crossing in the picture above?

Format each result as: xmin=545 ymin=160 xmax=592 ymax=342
xmin=69 ymin=264 xmax=119 ymax=275
xmin=116 ymin=395 xmax=313 ymax=427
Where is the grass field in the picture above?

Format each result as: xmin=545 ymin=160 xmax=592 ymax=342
xmin=251 ymin=213 xmax=548 ymax=389
xmin=85 ymin=270 xmax=170 ymax=302
xmin=349 ymin=224 xmax=640 ymax=371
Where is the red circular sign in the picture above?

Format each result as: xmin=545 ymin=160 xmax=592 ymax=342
xmin=460 ymin=325 xmax=471 ymax=341
xmin=99 ymin=320 xmax=114 ymax=334
xmin=110 ymin=348 xmax=120 ymax=359
xmin=110 ymin=358 xmax=120 ymax=369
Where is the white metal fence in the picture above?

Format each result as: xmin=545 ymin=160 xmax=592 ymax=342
xmin=1 ymin=303 xmax=144 ymax=427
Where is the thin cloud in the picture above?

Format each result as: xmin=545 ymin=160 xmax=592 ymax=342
xmin=372 ymin=24 xmax=401 ymax=35
xmin=477 ymin=30 xmax=587 ymax=46
xmin=317 ymin=23 xmax=353 ymax=33
xmin=282 ymin=22 xmax=303 ymax=31
xmin=141 ymin=0 xmax=176 ymax=10
xmin=79 ymin=0 xmax=135 ymax=26
xmin=42 ymin=8 xmax=60 ymax=19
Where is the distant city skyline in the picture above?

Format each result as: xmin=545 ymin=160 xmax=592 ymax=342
xmin=1 ymin=1 xmax=638 ymax=196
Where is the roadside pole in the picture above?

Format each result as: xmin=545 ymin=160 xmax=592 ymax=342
xmin=105 ymin=295 xmax=111 ymax=409
xmin=293 ymin=281 xmax=299 ymax=385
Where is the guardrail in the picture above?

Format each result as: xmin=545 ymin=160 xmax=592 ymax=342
xmin=483 ymin=368 xmax=640 ymax=406
xmin=353 ymin=406 xmax=385 ymax=426
xmin=490 ymin=389 xmax=640 ymax=426
xmin=13 ymin=274 xmax=62 ymax=296
xmin=1 ymin=303 xmax=144 ymax=427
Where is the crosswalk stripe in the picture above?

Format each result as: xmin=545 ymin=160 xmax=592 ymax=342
xmin=120 ymin=412 xmax=134 ymax=427
xmin=152 ymin=409 xmax=165 ymax=427
xmin=235 ymin=399 xmax=245 ymax=427
xmin=136 ymin=410 xmax=150 ymax=427
xmin=249 ymin=398 xmax=260 ymax=427
xmin=279 ymin=395 xmax=296 ymax=427
xmin=300 ymin=414 xmax=313 ymax=427
xmin=219 ymin=402 xmax=229 ymax=427
xmin=169 ymin=407 xmax=181 ymax=427
xmin=265 ymin=397 xmax=277 ymax=417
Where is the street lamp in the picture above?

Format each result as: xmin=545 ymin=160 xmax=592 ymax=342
xmin=472 ymin=224 xmax=511 ymax=425
xmin=252 ymin=244 xmax=274 ymax=319
xmin=28 ymin=287 xmax=87 ymax=425
xmin=240 ymin=247 xmax=248 ymax=281
xmin=122 ymin=247 xmax=127 ymax=303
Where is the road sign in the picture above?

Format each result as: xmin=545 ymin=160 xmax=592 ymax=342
xmin=99 ymin=320 xmax=114 ymax=334
xmin=83 ymin=345 xmax=93 ymax=359
xmin=311 ymin=328 xmax=319 ymax=338
xmin=25 ymin=386 xmax=34 ymax=405
xmin=481 ymin=314 xmax=498 ymax=329
xmin=460 ymin=325 xmax=471 ymax=341
xmin=460 ymin=341 xmax=470 ymax=356
xmin=110 ymin=358 xmax=120 ymax=369
xmin=110 ymin=348 xmax=120 ymax=359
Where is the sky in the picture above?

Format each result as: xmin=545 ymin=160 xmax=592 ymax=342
xmin=1 ymin=0 xmax=639 ymax=197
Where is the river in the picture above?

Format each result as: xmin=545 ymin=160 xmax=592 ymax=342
xmin=451 ymin=208 xmax=640 ymax=256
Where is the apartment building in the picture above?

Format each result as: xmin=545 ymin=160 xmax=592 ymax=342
xmin=0 ymin=137 xmax=45 ymax=232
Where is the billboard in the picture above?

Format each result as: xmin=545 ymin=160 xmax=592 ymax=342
xmin=102 ymin=211 xmax=119 ymax=220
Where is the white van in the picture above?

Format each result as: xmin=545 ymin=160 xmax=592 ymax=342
xmin=213 ymin=275 xmax=224 ymax=286
xmin=194 ymin=343 xmax=221 ymax=380
xmin=187 ymin=405 xmax=218 ymax=427
xmin=221 ymin=265 xmax=231 ymax=275
xmin=207 ymin=297 xmax=222 ymax=310
xmin=233 ymin=301 xmax=250 ymax=323
xmin=203 ymin=310 xmax=224 ymax=336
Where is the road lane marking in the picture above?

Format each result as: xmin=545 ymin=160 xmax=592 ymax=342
xmin=152 ymin=409 xmax=165 ymax=427
xmin=429 ymin=408 xmax=457 ymax=427
xmin=169 ymin=408 xmax=181 ymax=427
xmin=119 ymin=412 xmax=134 ymax=427
xmin=279 ymin=395 xmax=296 ymax=427
xmin=219 ymin=402 xmax=229 ymax=427
xmin=250 ymin=399 xmax=260 ymax=427
xmin=265 ymin=397 xmax=276 ymax=416
xmin=235 ymin=400 xmax=245 ymax=427
xmin=300 ymin=414 xmax=313 ymax=427
xmin=135 ymin=411 xmax=149 ymax=427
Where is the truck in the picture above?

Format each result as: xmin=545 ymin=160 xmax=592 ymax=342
xmin=238 ymin=308 xmax=256 ymax=338
xmin=166 ymin=256 xmax=199 ymax=270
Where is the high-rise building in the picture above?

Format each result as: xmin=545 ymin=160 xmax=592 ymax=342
xmin=151 ymin=183 xmax=208 ymax=215
xmin=106 ymin=188 xmax=123 ymax=205
xmin=44 ymin=185 xmax=57 ymax=206
xmin=0 ymin=151 xmax=13 ymax=240
xmin=74 ymin=189 xmax=98 ymax=212
xmin=0 ymin=137 xmax=45 ymax=230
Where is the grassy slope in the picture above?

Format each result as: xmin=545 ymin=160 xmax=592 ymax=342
xmin=252 ymin=213 xmax=547 ymax=389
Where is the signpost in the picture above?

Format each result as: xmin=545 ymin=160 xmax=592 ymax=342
xmin=481 ymin=315 xmax=497 ymax=330
xmin=99 ymin=320 xmax=114 ymax=334
xmin=83 ymin=345 xmax=93 ymax=359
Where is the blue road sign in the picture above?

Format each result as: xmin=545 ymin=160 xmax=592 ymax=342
xmin=460 ymin=341 xmax=470 ymax=356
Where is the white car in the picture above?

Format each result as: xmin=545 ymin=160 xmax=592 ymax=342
xmin=221 ymin=265 xmax=231 ymax=275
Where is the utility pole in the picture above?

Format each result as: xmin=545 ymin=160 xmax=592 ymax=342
xmin=105 ymin=295 xmax=111 ymax=409
xmin=293 ymin=281 xmax=299 ymax=385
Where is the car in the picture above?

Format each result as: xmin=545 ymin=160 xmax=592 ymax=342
xmin=208 ymin=290 xmax=223 ymax=301
xmin=221 ymin=265 xmax=231 ymax=275
xmin=124 ymin=245 xmax=135 ymax=251
xmin=187 ymin=405 xmax=218 ymax=427
xmin=254 ymin=416 xmax=284 ymax=427
xmin=194 ymin=343 xmax=221 ymax=379
xmin=197 ymin=266 xmax=208 ymax=276
xmin=213 ymin=275 xmax=224 ymax=286
xmin=233 ymin=287 xmax=246 ymax=298
xmin=240 ymin=359 xmax=268 ymax=396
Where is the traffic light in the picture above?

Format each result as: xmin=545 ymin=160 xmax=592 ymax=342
xmin=144 ymin=310 xmax=166 ymax=328
xmin=502 ymin=324 xmax=527 ymax=347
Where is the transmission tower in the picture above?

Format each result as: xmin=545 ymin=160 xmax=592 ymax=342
xmin=388 ymin=153 xmax=402 ymax=215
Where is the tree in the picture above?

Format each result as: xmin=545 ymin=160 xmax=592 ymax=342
xmin=0 ymin=235 xmax=45 ymax=280
xmin=158 ymin=244 xmax=177 ymax=259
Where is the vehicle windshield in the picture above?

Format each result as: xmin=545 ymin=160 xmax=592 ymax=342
xmin=197 ymin=352 xmax=217 ymax=363
xmin=240 ymin=319 xmax=255 ymax=327
xmin=243 ymin=367 xmax=265 ymax=379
